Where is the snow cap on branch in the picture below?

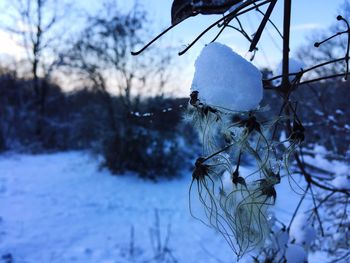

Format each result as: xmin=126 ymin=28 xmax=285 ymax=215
xmin=191 ymin=42 xmax=263 ymax=111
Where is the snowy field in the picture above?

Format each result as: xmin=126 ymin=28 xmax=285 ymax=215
xmin=0 ymin=151 xmax=340 ymax=263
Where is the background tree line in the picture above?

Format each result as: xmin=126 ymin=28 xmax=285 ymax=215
xmin=0 ymin=0 xmax=195 ymax=179
xmin=0 ymin=0 xmax=349 ymax=180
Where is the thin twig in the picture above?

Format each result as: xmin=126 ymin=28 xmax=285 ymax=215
xmin=178 ymin=0 xmax=271 ymax=55
xmin=249 ymin=0 xmax=277 ymax=52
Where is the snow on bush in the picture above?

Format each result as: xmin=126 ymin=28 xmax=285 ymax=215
xmin=267 ymin=224 xmax=289 ymax=259
xmin=304 ymin=145 xmax=350 ymax=189
xmin=191 ymin=42 xmax=263 ymax=111
xmin=289 ymin=214 xmax=316 ymax=249
xmin=285 ymin=244 xmax=307 ymax=263
xmin=332 ymin=175 xmax=350 ymax=189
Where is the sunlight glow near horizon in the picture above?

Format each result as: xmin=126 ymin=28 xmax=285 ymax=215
xmin=0 ymin=0 xmax=346 ymax=97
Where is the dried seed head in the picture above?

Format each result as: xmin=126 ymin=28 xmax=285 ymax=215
xmin=192 ymin=157 xmax=209 ymax=180
xmin=190 ymin=90 xmax=199 ymax=106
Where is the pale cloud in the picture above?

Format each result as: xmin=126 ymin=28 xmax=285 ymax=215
xmin=291 ymin=23 xmax=323 ymax=32
xmin=0 ymin=30 xmax=25 ymax=59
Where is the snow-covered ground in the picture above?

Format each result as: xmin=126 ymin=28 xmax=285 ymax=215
xmin=0 ymin=151 xmax=326 ymax=263
xmin=0 ymin=152 xmax=235 ymax=263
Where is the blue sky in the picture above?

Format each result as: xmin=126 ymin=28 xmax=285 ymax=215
xmin=0 ymin=0 xmax=346 ymax=96
xmin=1 ymin=0 xmax=346 ymax=66
xmin=142 ymin=0 xmax=345 ymax=61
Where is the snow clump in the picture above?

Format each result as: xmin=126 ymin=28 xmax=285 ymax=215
xmin=191 ymin=42 xmax=263 ymax=112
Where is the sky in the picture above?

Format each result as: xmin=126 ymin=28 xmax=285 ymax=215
xmin=137 ymin=0 xmax=346 ymax=95
xmin=142 ymin=0 xmax=345 ymax=63
xmin=0 ymin=0 xmax=346 ymax=96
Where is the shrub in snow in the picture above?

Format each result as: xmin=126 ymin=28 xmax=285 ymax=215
xmin=103 ymin=98 xmax=189 ymax=180
xmin=191 ymin=42 xmax=263 ymax=112
xmin=104 ymin=129 xmax=184 ymax=180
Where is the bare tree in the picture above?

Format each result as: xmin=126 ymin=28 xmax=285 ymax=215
xmin=297 ymin=1 xmax=350 ymax=78
xmin=62 ymin=1 xmax=175 ymax=175
xmin=1 ymin=0 xmax=69 ymax=138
